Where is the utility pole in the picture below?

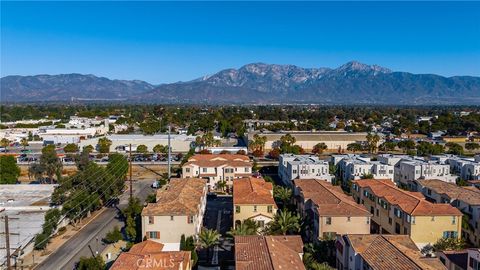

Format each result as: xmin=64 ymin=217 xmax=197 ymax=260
xmin=167 ymin=124 xmax=171 ymax=180
xmin=129 ymin=143 xmax=133 ymax=200
xmin=1 ymin=216 xmax=19 ymax=270
xmin=5 ymin=216 xmax=11 ymax=270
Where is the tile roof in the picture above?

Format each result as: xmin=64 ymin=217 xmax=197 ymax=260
xmin=416 ymin=179 xmax=480 ymax=205
xmin=110 ymin=240 xmax=191 ymax=270
xmin=345 ymin=234 xmax=446 ymax=270
xmin=235 ymin=235 xmax=305 ymax=270
xmin=294 ymin=179 xmax=371 ymax=217
xmin=354 ymin=179 xmax=462 ymax=216
xmin=142 ymin=178 xmax=206 ymax=216
xmin=233 ymin=177 xmax=276 ymax=205
xmin=184 ymin=154 xmax=251 ymax=168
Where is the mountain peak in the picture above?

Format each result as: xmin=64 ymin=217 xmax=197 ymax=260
xmin=337 ymin=61 xmax=391 ymax=74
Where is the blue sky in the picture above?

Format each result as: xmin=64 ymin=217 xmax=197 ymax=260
xmin=1 ymin=1 xmax=479 ymax=84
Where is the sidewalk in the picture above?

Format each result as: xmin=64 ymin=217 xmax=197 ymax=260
xmin=19 ymin=207 xmax=107 ymax=269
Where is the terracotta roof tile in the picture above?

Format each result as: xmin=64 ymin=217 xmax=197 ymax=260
xmin=235 ymin=235 xmax=305 ymax=270
xmin=294 ymin=179 xmax=371 ymax=217
xmin=142 ymin=178 xmax=206 ymax=216
xmin=416 ymin=179 xmax=480 ymax=205
xmin=184 ymin=154 xmax=252 ymax=168
xmin=354 ymin=179 xmax=462 ymax=216
xmin=233 ymin=177 xmax=276 ymax=205
xmin=345 ymin=235 xmax=446 ymax=270
xmin=110 ymin=240 xmax=191 ymax=270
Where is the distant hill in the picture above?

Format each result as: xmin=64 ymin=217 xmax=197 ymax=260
xmin=0 ymin=74 xmax=154 ymax=102
xmin=2 ymin=61 xmax=480 ymax=104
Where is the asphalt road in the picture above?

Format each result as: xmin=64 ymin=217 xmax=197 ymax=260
xmin=35 ymin=180 xmax=153 ymax=270
xmin=199 ymin=196 xmax=234 ymax=268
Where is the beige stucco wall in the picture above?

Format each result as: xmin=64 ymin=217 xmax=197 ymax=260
xmin=410 ymin=215 xmax=462 ymax=247
xmin=233 ymin=204 xmax=277 ymax=227
xmin=319 ymin=216 xmax=370 ymax=237
xmin=142 ymin=215 xmax=196 ymax=244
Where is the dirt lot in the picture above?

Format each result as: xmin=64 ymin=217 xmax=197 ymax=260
xmin=18 ymin=164 xmax=174 ymax=183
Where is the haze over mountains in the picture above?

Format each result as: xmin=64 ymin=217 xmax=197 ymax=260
xmin=2 ymin=61 xmax=480 ymax=104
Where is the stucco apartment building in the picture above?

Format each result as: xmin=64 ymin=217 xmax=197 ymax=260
xmin=110 ymin=240 xmax=191 ymax=270
xmin=182 ymin=154 xmax=252 ymax=191
xmin=395 ymin=159 xmax=456 ymax=186
xmin=293 ymin=179 xmax=371 ymax=242
xmin=412 ymin=179 xmax=480 ymax=247
xmin=247 ymin=131 xmax=370 ymax=152
xmin=336 ymin=234 xmax=446 ymax=270
xmin=335 ymin=155 xmax=394 ymax=185
xmin=352 ymin=179 xmax=462 ymax=249
xmin=234 ymin=235 xmax=305 ymax=270
xmin=278 ymin=154 xmax=333 ymax=186
xmin=233 ymin=176 xmax=277 ymax=229
xmin=141 ymin=178 xmax=207 ymax=250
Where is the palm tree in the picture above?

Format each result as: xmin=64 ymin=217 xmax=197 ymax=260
xmin=198 ymin=228 xmax=221 ymax=263
xmin=216 ymin=180 xmax=226 ymax=192
xmin=20 ymin=137 xmax=29 ymax=149
xmin=266 ymin=210 xmax=301 ymax=235
xmin=228 ymin=220 xmax=259 ymax=236
xmin=273 ymin=186 xmax=292 ymax=208
xmin=1 ymin=138 xmax=10 ymax=151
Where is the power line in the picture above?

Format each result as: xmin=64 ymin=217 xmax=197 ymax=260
xmin=27 ymin=158 xmax=128 ymax=246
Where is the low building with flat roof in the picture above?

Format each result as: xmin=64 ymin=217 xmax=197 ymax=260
xmin=247 ymin=131 xmax=371 ymax=152
xmin=0 ymin=184 xmax=56 ymax=266
xmin=78 ymin=134 xmax=196 ymax=153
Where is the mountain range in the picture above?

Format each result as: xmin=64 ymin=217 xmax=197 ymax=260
xmin=2 ymin=61 xmax=480 ymax=104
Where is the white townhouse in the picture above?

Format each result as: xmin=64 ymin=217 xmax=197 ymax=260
xmin=278 ymin=154 xmax=333 ymax=186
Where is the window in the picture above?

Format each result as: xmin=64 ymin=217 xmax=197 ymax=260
xmin=257 ymin=220 xmax=265 ymax=228
xmin=404 ymin=228 xmax=408 ymax=234
xmin=253 ymin=205 xmax=257 ymax=212
xmin=452 ymin=216 xmax=456 ymax=225
xmin=267 ymin=205 xmax=273 ymax=213
xmin=443 ymin=231 xmax=458 ymax=238
xmin=148 ymin=231 xmax=159 ymax=239
xmin=427 ymin=189 xmax=432 ymax=195
xmin=394 ymin=208 xmax=402 ymax=218
xmin=202 ymin=168 xmax=207 ymax=173
xmin=245 ymin=167 xmax=249 ymax=172
xmin=236 ymin=206 xmax=240 ymax=213
xmin=326 ymin=217 xmax=332 ymax=225
xmin=347 ymin=217 xmax=351 ymax=222
xmin=188 ymin=216 xmax=194 ymax=224
xmin=170 ymin=216 xmax=174 ymax=221
xmin=293 ymin=170 xmax=297 ymax=174
xmin=411 ymin=216 xmax=415 ymax=224
xmin=389 ymin=217 xmax=392 ymax=225
xmin=148 ymin=216 xmax=154 ymax=224
xmin=406 ymin=215 xmax=411 ymax=223
xmin=376 ymin=209 xmax=379 ymax=217
xmin=366 ymin=217 xmax=370 ymax=224
xmin=185 ymin=168 xmax=190 ymax=173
